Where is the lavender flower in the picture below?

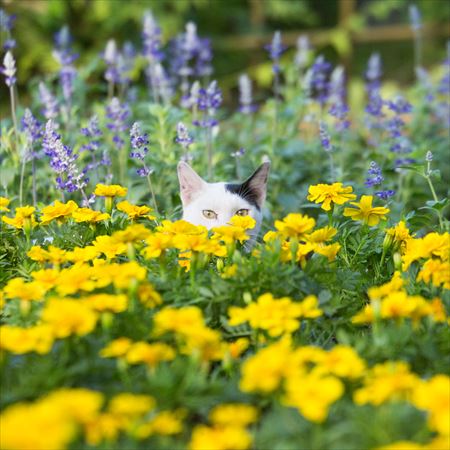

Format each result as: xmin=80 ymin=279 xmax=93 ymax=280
xmin=366 ymin=53 xmax=382 ymax=90
xmin=175 ymin=122 xmax=193 ymax=149
xmin=328 ymin=66 xmax=350 ymax=130
xmin=319 ymin=121 xmax=332 ymax=153
xmin=365 ymin=161 xmax=384 ymax=187
xmin=238 ymin=74 xmax=256 ymax=114
xmin=43 ymin=120 xmax=88 ymax=194
xmin=194 ymin=80 xmax=222 ymax=128
xmin=52 ymin=26 xmax=78 ymax=110
xmin=387 ymin=95 xmax=413 ymax=114
xmin=106 ymin=97 xmax=130 ymax=149
xmin=231 ymin=148 xmax=245 ymax=158
xmin=146 ymin=62 xmax=172 ymax=104
xmin=22 ymin=109 xmax=42 ymax=149
xmin=38 ymin=82 xmax=59 ymax=120
xmin=103 ymin=39 xmax=120 ymax=87
xmin=375 ymin=190 xmax=395 ymax=200
xmin=142 ymin=10 xmax=163 ymax=63
xmin=0 ymin=9 xmax=16 ymax=50
xmin=80 ymin=115 xmax=102 ymax=153
xmin=181 ymin=81 xmax=201 ymax=110
xmin=409 ymin=5 xmax=422 ymax=32
xmin=294 ymin=35 xmax=310 ymax=70
xmin=1 ymin=50 xmax=16 ymax=87
xmin=265 ymin=31 xmax=286 ymax=74
xmin=117 ymin=41 xmax=135 ymax=87
xmin=310 ymin=55 xmax=332 ymax=106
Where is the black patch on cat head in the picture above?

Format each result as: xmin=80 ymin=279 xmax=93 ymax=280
xmin=225 ymin=161 xmax=270 ymax=211
xmin=226 ymin=182 xmax=261 ymax=210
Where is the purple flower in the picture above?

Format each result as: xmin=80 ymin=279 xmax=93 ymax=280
xmin=365 ymin=91 xmax=384 ymax=118
xmin=365 ymin=161 xmax=384 ymax=187
xmin=319 ymin=121 xmax=332 ymax=152
xmin=106 ymin=97 xmax=130 ymax=149
xmin=80 ymin=115 xmax=102 ymax=152
xmin=409 ymin=5 xmax=422 ymax=32
xmin=142 ymin=10 xmax=163 ymax=63
xmin=1 ymin=51 xmax=16 ymax=87
xmin=22 ymin=109 xmax=42 ymax=146
xmin=0 ymin=9 xmax=16 ymax=32
xmin=366 ymin=53 xmax=382 ymax=90
xmin=265 ymin=31 xmax=286 ymax=74
xmin=43 ymin=120 xmax=88 ymax=193
xmin=52 ymin=26 xmax=78 ymax=107
xmin=231 ymin=148 xmax=245 ymax=158
xmin=103 ymin=39 xmax=120 ymax=85
xmin=328 ymin=66 xmax=350 ymax=130
xmin=175 ymin=122 xmax=193 ymax=150
xmin=194 ymin=80 xmax=222 ymax=128
xmin=146 ymin=62 xmax=172 ymax=103
xmin=39 ymin=82 xmax=59 ymax=120
xmin=375 ymin=190 xmax=395 ymax=200
xmin=294 ymin=35 xmax=310 ymax=70
xmin=129 ymin=122 xmax=153 ymax=177
xmin=310 ymin=55 xmax=332 ymax=105
xmin=387 ymin=96 xmax=413 ymax=114
xmin=425 ymin=151 xmax=433 ymax=162
xmin=238 ymin=74 xmax=257 ymax=114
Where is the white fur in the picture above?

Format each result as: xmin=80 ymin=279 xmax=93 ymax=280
xmin=177 ymin=162 xmax=269 ymax=241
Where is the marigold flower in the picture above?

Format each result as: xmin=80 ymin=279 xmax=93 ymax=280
xmin=153 ymin=306 xmax=205 ymax=336
xmin=306 ymin=226 xmax=337 ymax=243
xmin=0 ymin=196 xmax=11 ymax=212
xmin=2 ymin=206 xmax=37 ymax=229
xmin=307 ymin=182 xmax=356 ymax=211
xmin=343 ymin=195 xmax=390 ymax=226
xmin=316 ymin=345 xmax=366 ymax=379
xmin=82 ymin=293 xmax=128 ymax=313
xmin=42 ymin=298 xmax=98 ymax=338
xmin=40 ymin=200 xmax=78 ymax=225
xmin=385 ymin=221 xmax=413 ymax=252
xmin=3 ymin=277 xmax=46 ymax=302
xmin=72 ymin=207 xmax=110 ymax=223
xmin=31 ymin=268 xmax=60 ymax=290
xmin=135 ymin=410 xmax=184 ymax=438
xmin=116 ymin=200 xmax=156 ymax=220
xmin=417 ymin=259 xmax=450 ymax=289
xmin=0 ymin=324 xmax=54 ymax=354
xmin=56 ymin=264 xmax=97 ymax=295
xmin=228 ymin=215 xmax=256 ymax=230
xmin=65 ymin=245 xmax=100 ymax=263
xmin=283 ymin=373 xmax=344 ymax=422
xmin=92 ymin=235 xmax=127 ymax=259
xmin=353 ymin=361 xmax=420 ymax=406
xmin=314 ymin=242 xmax=341 ymax=261
xmin=108 ymin=393 xmax=155 ymax=418
xmin=138 ymin=282 xmax=163 ymax=308
xmin=274 ymin=213 xmax=316 ymax=238
xmin=157 ymin=219 xmax=206 ymax=236
xmin=368 ymin=271 xmax=404 ymax=300
xmin=125 ymin=341 xmax=176 ymax=368
xmin=84 ymin=412 xmax=122 ymax=446
xmin=412 ymin=374 xmax=450 ymax=435
xmin=209 ymin=404 xmax=258 ymax=427
xmin=94 ymin=183 xmax=128 ymax=197
xmin=211 ymin=225 xmax=250 ymax=244
xmin=142 ymin=233 xmax=173 ymax=258
xmin=189 ymin=424 xmax=252 ymax=450
xmin=100 ymin=337 xmax=133 ymax=358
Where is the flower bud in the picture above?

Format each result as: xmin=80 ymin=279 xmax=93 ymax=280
xmin=393 ymin=252 xmax=402 ymax=271
xmin=243 ymin=292 xmax=252 ymax=305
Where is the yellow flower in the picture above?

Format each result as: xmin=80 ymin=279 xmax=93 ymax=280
xmin=297 ymin=295 xmax=323 ymax=319
xmin=94 ymin=184 xmax=128 ymax=197
xmin=142 ymin=233 xmax=173 ymax=258
xmin=189 ymin=425 xmax=252 ymax=450
xmin=229 ymin=215 xmax=256 ymax=230
xmin=135 ymin=410 xmax=184 ymax=438
xmin=44 ymin=388 xmax=104 ymax=424
xmin=274 ymin=213 xmax=316 ymax=238
xmin=417 ymin=259 xmax=450 ymax=289
xmin=307 ymin=183 xmax=356 ymax=211
xmin=173 ymin=232 xmax=211 ymax=251
xmin=108 ymin=393 xmax=155 ymax=418
xmin=368 ymin=271 xmax=404 ymax=300
xmin=27 ymin=245 xmax=67 ymax=265
xmin=314 ymin=242 xmax=341 ymax=261
xmin=226 ymin=338 xmax=250 ymax=359
xmin=0 ymin=400 xmax=76 ymax=450
xmin=315 ymin=345 xmax=366 ymax=379
xmin=125 ymin=341 xmax=176 ymax=368
xmin=153 ymin=306 xmax=205 ymax=336
xmin=65 ymin=245 xmax=100 ymax=263
xmin=283 ymin=373 xmax=344 ymax=422
xmin=99 ymin=337 xmax=133 ymax=358
xmin=42 ymin=298 xmax=98 ymax=338
xmin=221 ymin=263 xmax=238 ymax=279
xmin=109 ymin=261 xmax=147 ymax=289
xmin=82 ymin=293 xmax=128 ymax=313
xmin=306 ymin=226 xmax=337 ymax=243
xmin=353 ymin=361 xmax=420 ymax=406
xmin=412 ymin=374 xmax=450 ymax=436
xmin=157 ymin=219 xmax=206 ymax=236
xmin=138 ymin=282 xmax=163 ymax=308
xmin=72 ymin=207 xmax=110 ymax=223
xmin=240 ymin=338 xmax=293 ymax=393
xmin=56 ymin=264 xmax=97 ymax=295
xmin=2 ymin=205 xmax=37 ymax=229
xmin=0 ymin=196 xmax=10 ymax=211
xmin=0 ymin=324 xmax=54 ymax=354
xmin=40 ymin=200 xmax=78 ymax=225
xmin=3 ymin=277 xmax=46 ymax=301
xmin=386 ymin=221 xmax=413 ymax=252
xmin=351 ymin=304 xmax=375 ymax=324
xmin=211 ymin=225 xmax=250 ymax=245
xmin=84 ymin=412 xmax=122 ymax=446
xmin=209 ymin=404 xmax=258 ymax=427
xmin=92 ymin=235 xmax=127 ymax=259
xmin=343 ymin=195 xmax=390 ymax=226
xmin=31 ymin=268 xmax=60 ymax=290
xmin=402 ymin=232 xmax=449 ymax=270
xmin=112 ymin=223 xmax=152 ymax=243
xmin=116 ymin=200 xmax=156 ymax=220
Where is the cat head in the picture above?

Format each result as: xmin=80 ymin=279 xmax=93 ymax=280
xmin=177 ymin=161 xmax=270 ymax=236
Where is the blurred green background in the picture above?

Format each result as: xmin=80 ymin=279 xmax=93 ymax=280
xmin=1 ymin=0 xmax=449 ymax=112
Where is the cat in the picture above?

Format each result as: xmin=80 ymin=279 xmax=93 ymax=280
xmin=177 ymin=160 xmax=270 ymax=243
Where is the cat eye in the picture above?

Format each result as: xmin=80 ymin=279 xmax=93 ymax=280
xmin=236 ymin=209 xmax=249 ymax=216
xmin=202 ymin=210 xmax=218 ymax=220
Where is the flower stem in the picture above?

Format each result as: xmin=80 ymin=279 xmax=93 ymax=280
xmin=206 ymin=125 xmax=214 ymax=180
xmin=425 ymin=174 xmax=444 ymax=230
xmin=9 ymin=85 xmax=19 ymax=155
xmin=32 ymin=158 xmax=37 ymax=206
xmin=19 ymin=155 xmax=26 ymax=206
xmin=146 ymin=172 xmax=159 ymax=215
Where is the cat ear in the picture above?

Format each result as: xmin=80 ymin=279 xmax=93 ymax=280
xmin=177 ymin=162 xmax=207 ymax=205
xmin=242 ymin=161 xmax=270 ymax=208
